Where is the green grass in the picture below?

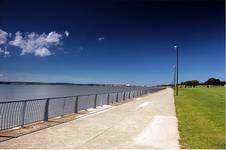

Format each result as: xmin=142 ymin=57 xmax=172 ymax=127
xmin=175 ymin=86 xmax=225 ymax=149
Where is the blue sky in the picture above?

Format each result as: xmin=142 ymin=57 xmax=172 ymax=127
xmin=0 ymin=0 xmax=224 ymax=85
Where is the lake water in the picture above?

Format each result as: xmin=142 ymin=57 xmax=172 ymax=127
xmin=0 ymin=84 xmax=150 ymax=101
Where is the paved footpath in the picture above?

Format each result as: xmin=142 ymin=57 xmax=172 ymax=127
xmin=0 ymin=88 xmax=180 ymax=149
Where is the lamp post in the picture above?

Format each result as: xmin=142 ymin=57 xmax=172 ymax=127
xmin=173 ymin=65 xmax=176 ymax=90
xmin=174 ymin=45 xmax=179 ymax=96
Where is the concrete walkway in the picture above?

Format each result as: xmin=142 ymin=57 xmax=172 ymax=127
xmin=0 ymin=88 xmax=180 ymax=149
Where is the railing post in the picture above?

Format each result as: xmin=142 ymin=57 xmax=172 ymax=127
xmin=107 ymin=93 xmax=110 ymax=105
xmin=74 ymin=96 xmax=78 ymax=113
xmin=62 ymin=98 xmax=66 ymax=116
xmin=21 ymin=101 xmax=27 ymax=128
xmin=44 ymin=98 xmax=49 ymax=121
xmin=94 ymin=94 xmax=97 ymax=108
xmin=101 ymin=94 xmax=103 ymax=106
xmin=123 ymin=92 xmax=126 ymax=100
xmin=116 ymin=92 xmax=119 ymax=102
xmin=75 ymin=96 xmax=78 ymax=113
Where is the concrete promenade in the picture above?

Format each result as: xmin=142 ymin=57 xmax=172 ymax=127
xmin=0 ymin=88 xmax=180 ymax=149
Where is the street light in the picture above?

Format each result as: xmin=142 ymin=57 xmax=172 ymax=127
xmin=173 ymin=65 xmax=176 ymax=91
xmin=174 ymin=45 xmax=179 ymax=96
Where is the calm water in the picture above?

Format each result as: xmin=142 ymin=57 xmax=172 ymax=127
xmin=0 ymin=84 xmax=149 ymax=101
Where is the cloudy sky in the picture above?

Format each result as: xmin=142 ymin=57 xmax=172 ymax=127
xmin=0 ymin=0 xmax=224 ymax=85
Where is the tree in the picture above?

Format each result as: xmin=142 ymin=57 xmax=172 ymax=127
xmin=205 ymin=78 xmax=221 ymax=85
xmin=184 ymin=80 xmax=199 ymax=88
xmin=199 ymin=82 xmax=205 ymax=85
xmin=220 ymin=81 xmax=225 ymax=86
xmin=184 ymin=81 xmax=192 ymax=86
xmin=190 ymin=80 xmax=199 ymax=88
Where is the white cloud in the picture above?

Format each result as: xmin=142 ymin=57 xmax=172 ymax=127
xmin=10 ymin=32 xmax=24 ymax=47
xmin=0 ymin=74 xmax=3 ymax=77
xmin=0 ymin=29 xmax=69 ymax=57
xmin=8 ymin=30 xmax=68 ymax=57
xmin=46 ymin=31 xmax=62 ymax=43
xmin=0 ymin=48 xmax=3 ymax=53
xmin=8 ymin=32 xmax=12 ymax=37
xmin=4 ymin=50 xmax=10 ymax=57
xmin=65 ymin=30 xmax=69 ymax=37
xmin=98 ymin=37 xmax=105 ymax=41
xmin=34 ymin=47 xmax=51 ymax=57
xmin=0 ymin=47 xmax=10 ymax=57
xmin=4 ymin=50 xmax=10 ymax=55
xmin=0 ymin=29 xmax=8 ymax=45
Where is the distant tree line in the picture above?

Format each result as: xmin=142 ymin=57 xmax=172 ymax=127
xmin=181 ymin=80 xmax=199 ymax=88
xmin=180 ymin=78 xmax=225 ymax=88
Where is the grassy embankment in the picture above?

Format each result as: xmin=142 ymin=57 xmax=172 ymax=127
xmin=175 ymin=86 xmax=225 ymax=148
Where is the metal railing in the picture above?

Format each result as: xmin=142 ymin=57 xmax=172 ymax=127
xmin=0 ymin=87 xmax=164 ymax=130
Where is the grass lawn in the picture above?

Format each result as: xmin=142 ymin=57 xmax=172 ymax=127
xmin=175 ymin=86 xmax=225 ymax=149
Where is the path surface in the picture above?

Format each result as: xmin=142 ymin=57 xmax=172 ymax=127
xmin=0 ymin=88 xmax=180 ymax=149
